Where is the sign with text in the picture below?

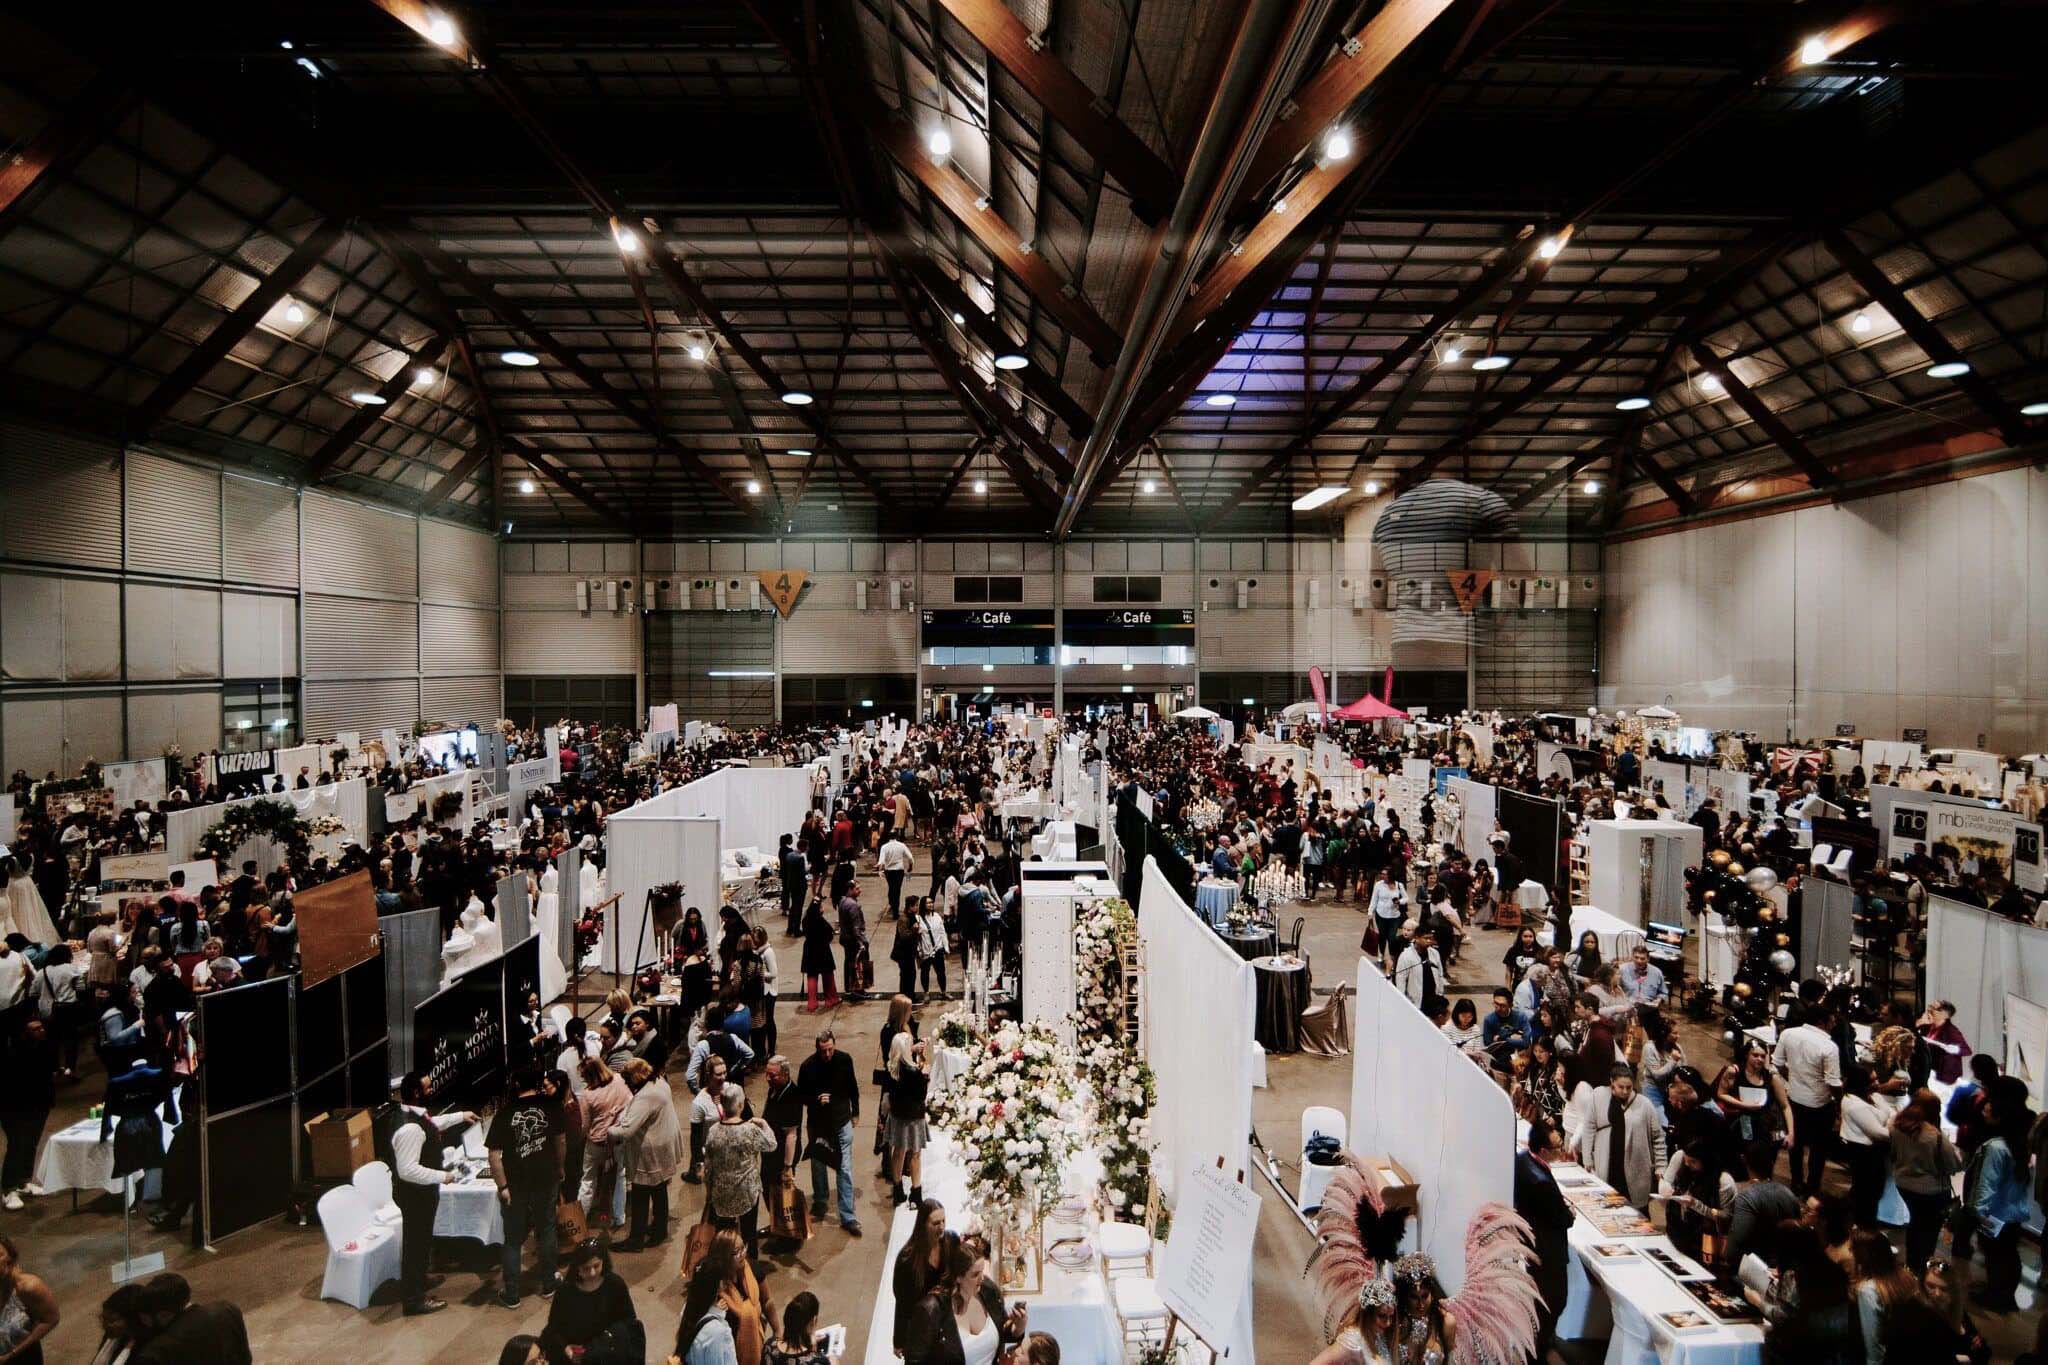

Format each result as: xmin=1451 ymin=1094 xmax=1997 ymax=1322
xmin=99 ymin=851 xmax=170 ymax=885
xmin=756 ymin=569 xmax=809 ymax=618
xmin=1446 ymin=569 xmax=1495 ymax=612
xmin=1929 ymin=802 xmax=2021 ymax=882
xmin=414 ymin=951 xmax=506 ymax=1106
xmin=2016 ymin=823 xmax=2044 ymax=894
xmin=920 ymin=608 xmax=1055 ymax=628
xmin=1157 ymin=1156 xmax=1261 ymax=1353
xmin=213 ymin=748 xmax=276 ymax=797
xmin=1903 ymin=727 xmax=1929 ymax=743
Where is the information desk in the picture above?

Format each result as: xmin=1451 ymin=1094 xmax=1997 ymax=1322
xmin=35 ymin=1106 xmax=174 ymax=1208
xmin=1538 ymin=904 xmax=1647 ymax=962
xmin=862 ymin=1130 xmax=1121 ymax=1365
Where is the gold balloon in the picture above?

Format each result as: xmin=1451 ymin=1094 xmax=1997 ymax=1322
xmin=1708 ymin=849 xmax=1733 ymax=869
xmin=1733 ymin=982 xmax=1753 ymax=998
xmin=1726 ymin=862 xmax=1745 ymax=877
xmin=1704 ymin=890 xmax=1717 ymax=902
xmin=1757 ymin=905 xmax=1776 ymax=922
xmin=1775 ymin=933 xmax=1791 ymax=947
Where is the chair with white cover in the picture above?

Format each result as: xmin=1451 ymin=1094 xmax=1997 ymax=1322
xmin=547 ymin=1003 xmax=573 ymax=1037
xmin=352 ymin=1160 xmax=402 ymax=1226
xmin=1298 ymin=1106 xmax=1347 ymax=1216
xmin=1109 ymin=1273 xmax=1172 ymax=1355
xmin=1299 ymin=980 xmax=1351 ymax=1058
xmin=317 ymin=1185 xmax=401 ymax=1310
xmin=1098 ymin=1178 xmax=1159 ymax=1279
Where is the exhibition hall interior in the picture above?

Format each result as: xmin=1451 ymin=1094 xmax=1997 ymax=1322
xmin=4 ymin=1 xmax=2048 ymax=1362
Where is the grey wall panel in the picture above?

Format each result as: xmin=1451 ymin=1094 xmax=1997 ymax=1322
xmin=0 ymin=423 xmax=122 ymax=568
xmin=419 ymin=520 xmax=498 ymax=606
xmin=303 ymin=679 xmax=419 ymax=739
xmin=422 ymin=675 xmax=501 ymax=727
xmin=303 ymin=594 xmax=418 ymax=676
xmin=502 ymin=610 xmax=637 ymax=672
xmin=0 ymin=698 xmax=60 ymax=775
xmin=0 ymin=573 xmax=62 ymax=680
xmin=124 ymin=583 xmax=221 ymax=681
xmin=223 ymin=476 xmax=299 ymax=587
xmin=781 ymin=609 xmax=917 ymax=672
xmin=302 ymin=492 xmax=418 ymax=598
xmin=63 ymin=695 xmax=124 ymax=767
xmin=63 ymin=578 xmax=121 ymax=680
xmin=502 ymin=574 xmax=588 ymax=609
xmin=128 ymin=687 xmax=223 ymax=760
xmin=125 ymin=453 xmax=222 ymax=578
xmin=221 ymin=591 xmax=297 ymax=679
xmin=421 ymin=603 xmax=498 ymax=674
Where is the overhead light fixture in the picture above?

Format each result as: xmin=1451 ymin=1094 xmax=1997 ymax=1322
xmin=1472 ymin=355 xmax=1511 ymax=371
xmin=982 ymin=663 xmax=995 ymax=673
xmin=1320 ymin=125 xmax=1353 ymax=162
xmin=1121 ymin=685 xmax=1134 ymax=694
xmin=414 ymin=366 xmax=436 ymax=386
xmin=746 ymin=479 xmax=762 ymax=494
xmin=518 ymin=476 xmax=536 ymax=494
xmin=284 ymin=301 xmax=306 ymax=324
xmin=1850 ymin=309 xmax=1873 ymax=335
xmin=1204 ymin=392 xmax=1236 ymax=407
xmin=612 ymin=224 xmax=641 ymax=256
xmin=1121 ymin=662 xmax=1134 ymax=672
xmin=296 ymin=56 xmax=321 ymax=78
xmin=993 ymin=352 xmax=1028 ymax=371
xmin=2023 ymin=401 xmax=2048 ymax=417
xmin=1141 ymin=478 xmax=1157 ymax=494
xmin=349 ymin=390 xmax=388 ymax=405
xmin=1698 ymin=373 xmax=1723 ymax=394
xmin=781 ymin=390 xmax=814 ymax=405
xmin=1926 ymin=361 xmax=1972 ymax=379
xmin=1241 ymin=697 xmax=1256 ymax=706
xmin=1537 ymin=235 xmax=1566 ymax=260
xmin=279 ymin=39 xmax=294 ymax=50
xmin=424 ymin=11 xmax=459 ymax=47
xmin=787 ymin=446 xmax=813 ymax=457
xmin=1441 ymin=345 xmax=1462 ymax=364
xmin=687 ymin=342 xmax=707 ymax=361
xmin=1584 ymin=479 xmax=1602 ymax=494
xmin=1273 ymin=197 xmax=1289 ymax=215
xmin=926 ymin=126 xmax=953 ymax=159
xmin=1798 ymin=34 xmax=1832 ymax=65
xmin=237 ymin=719 xmax=253 ymax=730
xmin=502 ymin=350 xmax=540 ymax=367
xmin=1290 ymin=486 xmax=1346 ymax=512
xmin=1362 ymin=479 xmax=1380 ymax=496
xmin=1615 ymin=396 xmax=1651 ymax=411
xmin=951 ymin=311 xmax=965 ymax=325
xmin=826 ymin=503 xmax=838 ymax=511
xmin=973 ymin=478 xmax=988 ymax=494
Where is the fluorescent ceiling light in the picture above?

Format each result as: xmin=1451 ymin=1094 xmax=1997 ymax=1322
xmin=1926 ymin=361 xmax=1971 ymax=379
xmin=501 ymin=350 xmax=540 ymax=367
xmin=1615 ymin=396 xmax=1651 ymax=411
xmin=1472 ymin=355 xmax=1510 ymax=371
xmin=1290 ymin=486 xmax=1346 ymax=512
xmin=781 ymin=390 xmax=814 ymax=405
xmin=707 ymin=670 xmax=775 ymax=678
xmin=787 ymin=447 xmax=813 ymax=457
xmin=1204 ymin=392 xmax=1236 ymax=407
xmin=2022 ymin=401 xmax=2048 ymax=417
xmin=993 ymin=352 xmax=1028 ymax=370
xmin=518 ymin=478 xmax=536 ymax=494
xmin=349 ymin=390 xmax=387 ymax=405
xmin=982 ymin=664 xmax=995 ymax=673
xmin=860 ymin=699 xmax=874 ymax=708
xmin=1241 ymin=697 xmax=1255 ymax=706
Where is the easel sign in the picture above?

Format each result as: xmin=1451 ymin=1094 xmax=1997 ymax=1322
xmin=1157 ymin=1154 xmax=1260 ymax=1359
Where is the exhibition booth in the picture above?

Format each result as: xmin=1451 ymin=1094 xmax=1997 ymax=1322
xmin=164 ymin=777 xmax=371 ymax=872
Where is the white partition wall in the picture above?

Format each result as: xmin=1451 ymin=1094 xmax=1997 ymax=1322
xmin=1586 ymin=818 xmax=1702 ymax=929
xmin=164 ymin=777 xmax=368 ymax=873
xmin=1927 ymin=894 xmax=2048 ymax=1072
xmin=1446 ymin=777 xmax=1496 ymax=860
xmin=1348 ymin=956 xmax=1515 ymax=1293
xmin=604 ymin=788 xmax=722 ymax=975
xmin=664 ymin=765 xmax=814 ymax=855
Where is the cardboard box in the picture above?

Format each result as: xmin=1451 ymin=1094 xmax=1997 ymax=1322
xmin=1359 ymin=1154 xmax=1419 ymax=1213
xmin=304 ymin=1108 xmax=375 ymax=1179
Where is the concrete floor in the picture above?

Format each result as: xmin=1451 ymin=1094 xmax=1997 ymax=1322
xmin=9 ymin=851 xmax=2043 ymax=1361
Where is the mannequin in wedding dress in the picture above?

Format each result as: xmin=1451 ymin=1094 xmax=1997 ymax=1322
xmin=440 ymin=893 xmax=502 ymax=985
xmin=534 ymin=860 xmax=566 ymax=1004
xmin=0 ymin=856 xmax=59 ymax=945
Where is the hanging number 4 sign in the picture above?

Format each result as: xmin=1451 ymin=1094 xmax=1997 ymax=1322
xmin=1446 ymin=569 xmax=1495 ymax=612
xmin=757 ymin=570 xmax=809 ymax=618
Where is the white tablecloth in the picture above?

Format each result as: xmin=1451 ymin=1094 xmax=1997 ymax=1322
xmin=932 ymin=1045 xmax=973 ymax=1096
xmin=862 ymin=1131 xmax=1121 ymax=1365
xmin=1553 ymin=1163 xmax=1763 ymax=1365
xmin=35 ymin=1106 xmax=173 ymax=1200
xmin=434 ymin=1179 xmax=505 ymax=1245
xmin=1515 ymin=882 xmax=1552 ymax=912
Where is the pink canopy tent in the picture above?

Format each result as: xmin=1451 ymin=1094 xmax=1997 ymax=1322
xmin=1332 ymin=693 xmax=1407 ymax=722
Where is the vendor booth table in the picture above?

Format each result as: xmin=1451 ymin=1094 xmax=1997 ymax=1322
xmin=1220 ymin=925 xmax=1276 ymax=960
xmin=1193 ymin=878 xmax=1239 ymax=928
xmin=1540 ymin=904 xmax=1648 ymax=961
xmin=1251 ymin=955 xmax=1309 ymax=1053
xmin=35 ymin=1106 xmax=174 ymax=1207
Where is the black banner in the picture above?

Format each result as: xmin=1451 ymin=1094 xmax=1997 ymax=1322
xmin=1062 ymin=607 xmax=1196 ymax=644
xmin=921 ymin=608 xmax=1054 ymax=646
xmin=414 ymin=953 xmax=506 ymax=1105
xmin=1892 ymin=805 xmax=1929 ymax=845
xmin=213 ymin=748 xmax=276 ymax=796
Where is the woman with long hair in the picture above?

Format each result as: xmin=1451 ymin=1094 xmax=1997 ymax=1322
xmin=708 ymin=1227 xmax=768 ymax=1365
xmin=888 ymin=1038 xmax=932 ymax=1207
xmin=1634 ymin=1006 xmax=1683 ymax=1119
xmin=903 ymin=1234 xmax=1028 ymax=1365
xmin=1513 ymin=1033 xmax=1569 ymax=1129
xmin=1888 ymin=1088 xmax=1961 ymax=1271
xmin=1308 ymin=1279 xmax=1398 ymax=1365
xmin=1967 ymin=1075 xmax=2035 ymax=1311
xmin=892 ymin=1199 xmax=949 ymax=1354
xmin=543 ymin=1238 xmax=638 ymax=1361
xmin=765 ymin=1290 xmax=831 ymax=1365
xmin=799 ymin=897 xmax=838 ymax=1013
xmin=1838 ymin=1064 xmax=1893 ymax=1229
xmin=674 ymin=1252 xmax=738 ymax=1365
xmin=1501 ymin=926 xmax=1541 ymax=992
xmin=1716 ymin=1038 xmax=1794 ymax=1148
xmin=1745 ymin=1221 xmax=1859 ymax=1363
xmin=1565 ymin=929 xmax=1602 ymax=984
xmin=1390 ymin=1254 xmax=1456 ymax=1364
xmin=1849 ymin=1229 xmax=1921 ymax=1365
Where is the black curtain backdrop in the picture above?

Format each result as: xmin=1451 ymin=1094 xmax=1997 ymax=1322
xmin=1497 ymin=789 xmax=1565 ymax=893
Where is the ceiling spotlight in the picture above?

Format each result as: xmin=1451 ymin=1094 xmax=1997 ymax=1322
xmin=993 ymin=352 xmax=1028 ymax=371
xmin=1204 ymin=392 xmax=1236 ymax=407
xmin=1699 ymin=373 xmax=1724 ymax=394
xmin=1273 ymin=197 xmax=1289 ymax=215
xmin=1798 ymin=34 xmax=1831 ymax=65
xmin=1472 ymin=354 xmax=1511 ymax=371
xmin=787 ymin=447 xmax=813 ymax=457
xmin=973 ymin=478 xmax=988 ymax=494
xmin=1926 ymin=360 xmax=1972 ymax=379
xmin=284 ymin=301 xmax=306 ymax=325
xmin=518 ymin=477 xmax=536 ymax=494
xmin=1441 ymin=345 xmax=1462 ymax=364
xmin=501 ymin=350 xmax=540 ymax=367
xmin=612 ymin=223 xmax=641 ymax=255
xmin=424 ymin=11 xmax=459 ymax=47
xmin=746 ymin=479 xmax=762 ymax=494
xmin=1141 ymin=479 xmax=1157 ymax=494
xmin=279 ymin=39 xmax=294 ymax=50
xmin=414 ymin=366 xmax=436 ymax=386
xmin=1537 ymin=235 xmax=1565 ymax=260
xmin=1362 ymin=480 xmax=1381 ymax=496
xmin=2023 ymin=401 xmax=2048 ymax=417
xmin=1850 ymin=309 xmax=1873 ymax=335
xmin=1615 ymin=396 xmax=1651 ymax=411
xmin=1584 ymin=479 xmax=1602 ymax=495
xmin=1320 ymin=125 xmax=1353 ymax=162
xmin=926 ymin=126 xmax=953 ymax=160
xmin=951 ymin=311 xmax=965 ymax=325
xmin=296 ymin=56 xmax=322 ymax=79
xmin=687 ymin=343 xmax=707 ymax=361
xmin=781 ymin=390 xmax=815 ymax=406
xmin=349 ymin=390 xmax=387 ymax=405
xmin=1291 ymin=486 xmax=1346 ymax=512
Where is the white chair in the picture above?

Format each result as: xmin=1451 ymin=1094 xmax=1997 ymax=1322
xmin=1298 ymin=1106 xmax=1347 ymax=1216
xmin=1109 ymin=1275 xmax=1171 ymax=1354
xmin=547 ymin=1003 xmax=573 ymax=1037
xmin=317 ymin=1185 xmax=401 ymax=1310
xmin=352 ymin=1160 xmax=402 ymax=1226
xmin=1099 ymin=1179 xmax=1159 ymax=1278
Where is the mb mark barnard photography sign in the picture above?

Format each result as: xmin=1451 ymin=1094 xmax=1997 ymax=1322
xmin=1928 ymin=802 xmax=2021 ymax=883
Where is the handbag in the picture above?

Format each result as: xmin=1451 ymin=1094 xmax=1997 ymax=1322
xmin=1360 ymin=920 xmax=1380 ymax=957
xmin=767 ymin=1174 xmax=811 ymax=1246
xmin=555 ymin=1196 xmax=587 ymax=1247
xmin=679 ymin=1216 xmax=719 ymax=1279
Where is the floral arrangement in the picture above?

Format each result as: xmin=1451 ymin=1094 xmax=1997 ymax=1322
xmin=198 ymin=800 xmax=317 ymax=865
xmin=936 ymin=1007 xmax=977 ymax=1050
xmin=431 ymin=790 xmax=465 ymax=823
xmin=1072 ymin=896 xmax=1135 ymax=1038
xmin=1224 ymin=904 xmax=1264 ymax=934
xmin=1079 ymin=1033 xmax=1156 ymax=1213
xmin=927 ymin=1019 xmax=1082 ymax=1219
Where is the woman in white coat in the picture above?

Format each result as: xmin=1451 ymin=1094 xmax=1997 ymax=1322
xmin=606 ymin=1057 xmax=683 ymax=1251
xmin=1575 ymin=1063 xmax=1667 ymax=1210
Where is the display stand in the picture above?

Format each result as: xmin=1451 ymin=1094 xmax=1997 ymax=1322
xmin=111 ymin=1172 xmax=166 ymax=1284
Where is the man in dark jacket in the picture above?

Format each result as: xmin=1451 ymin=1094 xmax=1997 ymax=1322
xmin=131 ymin=1273 xmax=251 ymax=1364
xmin=780 ymin=833 xmax=809 ymax=936
xmin=796 ymin=1029 xmax=861 ymax=1236
xmin=1514 ymin=1117 xmax=1574 ymax=1363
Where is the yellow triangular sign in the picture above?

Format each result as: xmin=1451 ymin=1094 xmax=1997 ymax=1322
xmin=758 ymin=569 xmax=808 ymax=618
xmin=1446 ymin=569 xmax=1494 ymax=612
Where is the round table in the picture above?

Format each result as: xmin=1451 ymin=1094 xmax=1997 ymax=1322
xmin=1251 ymin=956 xmax=1310 ymax=1054
xmin=1194 ymin=879 xmax=1240 ymax=929
xmin=1220 ymin=925 xmax=1277 ymax=961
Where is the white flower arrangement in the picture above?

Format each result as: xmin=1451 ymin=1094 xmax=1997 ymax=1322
xmin=927 ymin=1019 xmax=1083 ymax=1220
xmin=1073 ymin=896 xmax=1136 ymax=1038
xmin=1077 ymin=1032 xmax=1157 ymax=1212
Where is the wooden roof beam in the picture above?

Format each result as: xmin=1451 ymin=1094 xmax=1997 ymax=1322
xmin=904 ymin=255 xmax=1096 ymax=438
xmin=1685 ymin=340 xmax=1842 ymax=493
xmin=299 ymin=332 xmax=449 ymax=482
xmin=0 ymin=71 xmax=135 ymax=233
